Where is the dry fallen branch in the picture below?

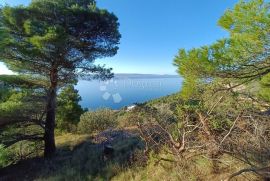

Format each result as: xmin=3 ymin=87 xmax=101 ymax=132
xmin=220 ymin=113 xmax=242 ymax=145
xmin=224 ymin=166 xmax=270 ymax=181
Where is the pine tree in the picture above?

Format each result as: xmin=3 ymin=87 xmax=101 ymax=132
xmin=0 ymin=0 xmax=121 ymax=157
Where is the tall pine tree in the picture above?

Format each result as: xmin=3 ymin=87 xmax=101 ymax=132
xmin=0 ymin=0 xmax=121 ymax=157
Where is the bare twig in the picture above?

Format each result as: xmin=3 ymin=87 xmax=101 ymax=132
xmin=220 ymin=113 xmax=241 ymax=145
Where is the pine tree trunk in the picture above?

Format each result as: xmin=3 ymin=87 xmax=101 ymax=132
xmin=44 ymin=71 xmax=57 ymax=158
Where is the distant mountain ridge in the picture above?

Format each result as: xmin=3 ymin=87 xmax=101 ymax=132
xmin=114 ymin=73 xmax=180 ymax=79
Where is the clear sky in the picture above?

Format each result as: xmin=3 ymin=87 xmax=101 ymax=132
xmin=0 ymin=0 xmax=239 ymax=75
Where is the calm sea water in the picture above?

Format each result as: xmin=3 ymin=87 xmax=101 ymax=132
xmin=76 ymin=77 xmax=182 ymax=110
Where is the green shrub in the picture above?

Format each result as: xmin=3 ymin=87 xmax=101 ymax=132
xmin=57 ymin=85 xmax=85 ymax=132
xmin=0 ymin=144 xmax=10 ymax=168
xmin=78 ymin=109 xmax=117 ymax=134
xmin=154 ymin=104 xmax=177 ymax=126
xmin=117 ymin=104 xmax=177 ymax=128
xmin=117 ymin=112 xmax=146 ymax=127
xmin=259 ymin=73 xmax=270 ymax=102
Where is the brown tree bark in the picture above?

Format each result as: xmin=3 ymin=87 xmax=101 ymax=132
xmin=44 ymin=86 xmax=57 ymax=158
xmin=44 ymin=69 xmax=58 ymax=158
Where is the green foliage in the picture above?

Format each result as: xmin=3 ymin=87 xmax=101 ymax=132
xmin=0 ymin=85 xmax=12 ymax=102
xmin=116 ymin=105 xmax=154 ymax=127
xmin=0 ymin=91 xmax=25 ymax=116
xmin=0 ymin=144 xmax=10 ymax=168
xmin=218 ymin=0 xmax=270 ymax=66
xmin=0 ymin=0 xmax=121 ymax=80
xmin=117 ymin=103 xmax=177 ymax=129
xmin=259 ymin=73 xmax=270 ymax=102
xmin=0 ymin=122 xmax=44 ymax=162
xmin=116 ymin=112 xmax=143 ymax=127
xmin=56 ymin=85 xmax=85 ymax=132
xmin=78 ymin=109 xmax=117 ymax=134
xmin=0 ymin=86 xmax=45 ymax=124
xmin=147 ymin=93 xmax=183 ymax=110
xmin=179 ymin=79 xmax=202 ymax=100
xmin=0 ymin=0 xmax=121 ymax=156
xmin=153 ymin=104 xmax=177 ymax=126
xmin=8 ymin=140 xmax=43 ymax=162
xmin=0 ymin=75 xmax=48 ymax=89
xmin=174 ymin=0 xmax=270 ymax=101
xmin=0 ymin=84 xmax=44 ymax=162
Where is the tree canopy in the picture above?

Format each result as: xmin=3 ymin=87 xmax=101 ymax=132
xmin=0 ymin=0 xmax=120 ymax=81
xmin=174 ymin=0 xmax=270 ymax=100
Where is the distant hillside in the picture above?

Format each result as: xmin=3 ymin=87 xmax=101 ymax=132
xmin=114 ymin=73 xmax=181 ymax=79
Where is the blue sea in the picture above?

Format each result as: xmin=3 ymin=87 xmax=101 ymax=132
xmin=76 ymin=76 xmax=182 ymax=110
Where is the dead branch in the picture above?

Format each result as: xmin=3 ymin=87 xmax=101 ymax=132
xmin=220 ymin=113 xmax=241 ymax=145
xmin=224 ymin=166 xmax=270 ymax=181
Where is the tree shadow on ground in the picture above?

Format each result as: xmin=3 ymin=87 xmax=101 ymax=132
xmin=0 ymin=129 xmax=145 ymax=181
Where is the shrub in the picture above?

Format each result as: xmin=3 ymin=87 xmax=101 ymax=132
xmin=0 ymin=144 xmax=10 ymax=168
xmin=154 ymin=104 xmax=177 ymax=126
xmin=57 ymin=85 xmax=85 ymax=132
xmin=117 ymin=112 xmax=146 ymax=127
xmin=78 ymin=109 xmax=117 ymax=134
xmin=117 ymin=104 xmax=177 ymax=128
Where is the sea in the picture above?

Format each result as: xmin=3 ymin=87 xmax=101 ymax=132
xmin=76 ymin=74 xmax=182 ymax=110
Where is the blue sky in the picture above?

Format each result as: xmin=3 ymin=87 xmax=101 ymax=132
xmin=0 ymin=0 xmax=239 ymax=75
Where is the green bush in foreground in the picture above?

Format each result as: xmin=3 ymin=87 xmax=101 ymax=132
xmin=57 ymin=85 xmax=85 ymax=132
xmin=0 ymin=144 xmax=10 ymax=168
xmin=78 ymin=109 xmax=117 ymax=134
